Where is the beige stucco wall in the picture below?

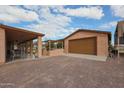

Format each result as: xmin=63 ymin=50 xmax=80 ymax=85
xmin=97 ymin=34 xmax=108 ymax=56
xmin=64 ymin=31 xmax=109 ymax=57
xmin=42 ymin=49 xmax=64 ymax=56
xmin=37 ymin=36 xmax=42 ymax=57
xmin=0 ymin=28 xmax=6 ymax=63
xmin=49 ymin=49 xmax=64 ymax=56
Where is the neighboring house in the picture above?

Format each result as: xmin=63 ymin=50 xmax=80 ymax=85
xmin=0 ymin=24 xmax=44 ymax=63
xmin=114 ymin=21 xmax=124 ymax=55
xmin=64 ymin=29 xmax=111 ymax=57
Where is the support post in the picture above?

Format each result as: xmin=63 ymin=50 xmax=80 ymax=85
xmin=38 ymin=36 xmax=42 ymax=58
xmin=25 ymin=42 xmax=28 ymax=58
xmin=117 ymin=36 xmax=120 ymax=64
xmin=62 ymin=41 xmax=64 ymax=49
xmin=0 ymin=28 xmax=6 ymax=63
xmin=49 ymin=41 xmax=51 ymax=50
xmin=30 ymin=40 xmax=33 ymax=57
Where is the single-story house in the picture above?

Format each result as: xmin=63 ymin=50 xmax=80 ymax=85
xmin=0 ymin=24 xmax=44 ymax=63
xmin=64 ymin=29 xmax=111 ymax=57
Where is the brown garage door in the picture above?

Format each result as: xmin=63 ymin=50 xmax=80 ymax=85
xmin=69 ymin=37 xmax=97 ymax=55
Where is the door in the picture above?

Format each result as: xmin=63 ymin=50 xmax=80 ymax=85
xmin=69 ymin=37 xmax=96 ymax=55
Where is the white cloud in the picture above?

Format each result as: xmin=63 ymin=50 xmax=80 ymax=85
xmin=38 ymin=6 xmax=71 ymax=27
xmin=0 ymin=5 xmax=105 ymax=40
xmin=22 ymin=5 xmax=41 ymax=11
xmin=0 ymin=5 xmax=73 ymax=39
xmin=0 ymin=5 xmax=39 ymax=23
xmin=111 ymin=5 xmax=124 ymax=18
xmin=0 ymin=14 xmax=19 ymax=23
xmin=28 ymin=23 xmax=76 ymax=40
xmin=24 ymin=6 xmax=105 ymax=40
xmin=97 ymin=21 xmax=117 ymax=30
xmin=23 ymin=5 xmax=104 ymax=20
xmin=26 ymin=6 xmax=73 ymax=40
xmin=52 ymin=6 xmax=104 ymax=20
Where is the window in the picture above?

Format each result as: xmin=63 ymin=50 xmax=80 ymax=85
xmin=120 ymin=36 xmax=124 ymax=44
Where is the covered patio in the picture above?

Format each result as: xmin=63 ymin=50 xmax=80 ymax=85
xmin=0 ymin=24 xmax=44 ymax=63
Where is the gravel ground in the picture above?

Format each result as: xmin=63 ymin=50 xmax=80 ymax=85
xmin=0 ymin=56 xmax=124 ymax=88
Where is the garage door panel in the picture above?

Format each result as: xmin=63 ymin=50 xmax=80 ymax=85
xmin=69 ymin=37 xmax=96 ymax=55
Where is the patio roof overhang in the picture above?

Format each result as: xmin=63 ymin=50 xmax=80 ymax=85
xmin=0 ymin=24 xmax=44 ymax=43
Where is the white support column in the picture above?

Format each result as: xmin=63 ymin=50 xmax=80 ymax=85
xmin=38 ymin=36 xmax=42 ymax=58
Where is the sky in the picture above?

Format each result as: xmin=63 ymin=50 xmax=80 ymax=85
xmin=0 ymin=5 xmax=124 ymax=43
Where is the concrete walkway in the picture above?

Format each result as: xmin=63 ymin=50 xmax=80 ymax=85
xmin=64 ymin=53 xmax=107 ymax=61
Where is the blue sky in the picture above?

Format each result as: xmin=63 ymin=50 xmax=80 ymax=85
xmin=0 ymin=5 xmax=124 ymax=43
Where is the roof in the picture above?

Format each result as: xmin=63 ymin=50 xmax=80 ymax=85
xmin=43 ymin=39 xmax=64 ymax=42
xmin=0 ymin=24 xmax=44 ymax=36
xmin=0 ymin=24 xmax=45 ymax=43
xmin=118 ymin=20 xmax=124 ymax=24
xmin=64 ymin=29 xmax=111 ymax=40
xmin=115 ymin=21 xmax=124 ymax=34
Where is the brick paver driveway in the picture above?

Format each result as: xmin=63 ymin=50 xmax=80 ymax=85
xmin=0 ymin=56 xmax=124 ymax=88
